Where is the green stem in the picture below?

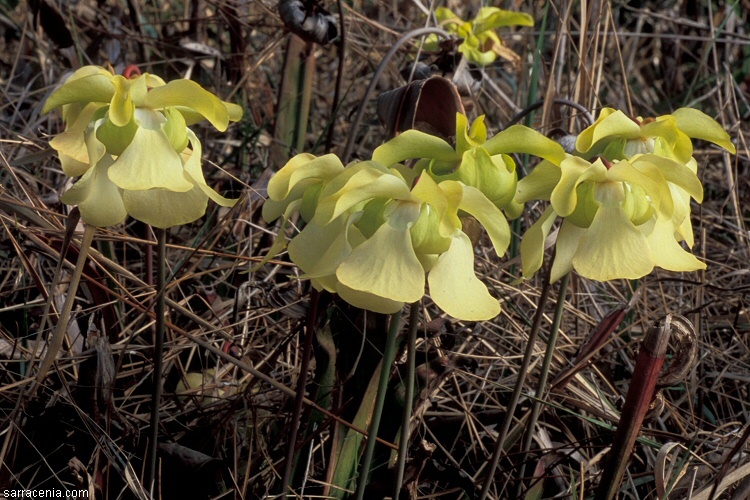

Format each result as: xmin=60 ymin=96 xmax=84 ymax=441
xmin=147 ymin=227 xmax=167 ymax=492
xmin=393 ymin=302 xmax=420 ymax=499
xmin=479 ymin=271 xmax=552 ymax=500
xmin=355 ymin=310 xmax=403 ymax=500
xmin=517 ymin=272 xmax=570 ymax=496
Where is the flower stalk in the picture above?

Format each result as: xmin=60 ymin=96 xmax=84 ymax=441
xmin=355 ymin=310 xmax=404 ymax=500
xmin=146 ymin=227 xmax=167 ymax=492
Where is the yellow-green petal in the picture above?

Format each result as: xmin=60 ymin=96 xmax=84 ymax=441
xmin=642 ymin=216 xmax=706 ymax=272
xmin=428 ymin=231 xmax=500 ymax=320
xmin=109 ymin=75 xmax=135 ymax=127
xmin=515 ymin=160 xmax=560 ymax=203
xmin=60 ymin=155 xmax=127 ymax=227
xmin=123 ymin=186 xmax=208 ymax=228
xmin=672 ymin=107 xmax=736 ymax=154
xmin=267 ymin=153 xmax=343 ymax=201
xmin=549 ymin=219 xmax=583 ymax=283
xmin=576 ymin=108 xmax=640 ymax=153
xmin=573 ymin=205 xmax=654 ymax=281
xmin=484 ymin=125 xmax=567 ymax=165
xmin=288 ymin=214 xmax=360 ymax=280
xmin=182 ymin=129 xmax=237 ymax=207
xmin=108 ymin=110 xmax=194 ymax=192
xmin=551 ymin=156 xmax=606 ymax=217
xmin=336 ymin=212 xmax=425 ymax=304
xmin=372 ymin=129 xmax=457 ymax=167
xmin=474 ymin=7 xmax=534 ymax=30
xmin=145 ymin=79 xmax=232 ymax=131
xmin=336 ymin=282 xmax=405 ymax=314
xmin=43 ymin=73 xmax=116 ymax=113
xmin=458 ymin=185 xmax=511 ymax=257
xmin=313 ymin=162 xmax=413 ymax=225
xmin=520 ymin=205 xmax=556 ymax=278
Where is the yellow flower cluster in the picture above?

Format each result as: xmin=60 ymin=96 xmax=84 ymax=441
xmin=264 ymin=115 xmax=558 ymax=320
xmin=518 ymin=108 xmax=735 ymax=282
xmin=44 ymin=65 xmax=242 ymax=228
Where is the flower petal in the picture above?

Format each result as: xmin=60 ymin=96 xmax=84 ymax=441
xmin=672 ymin=107 xmax=736 ymax=154
xmin=458 ymin=185 xmax=511 ymax=257
xmin=313 ymin=162 xmax=413 ymax=225
xmin=572 ymin=205 xmax=654 ymax=281
xmin=336 ymin=282 xmax=405 ymax=314
xmin=50 ymin=103 xmax=102 ymax=176
xmin=372 ymin=129 xmax=457 ymax=166
xmin=144 ymin=79 xmax=235 ymax=131
xmin=474 ymin=7 xmax=534 ymax=30
xmin=123 ymin=186 xmax=208 ymax=228
xmin=484 ymin=124 xmax=567 ymax=165
xmin=428 ymin=231 xmax=500 ymax=320
xmin=267 ymin=153 xmax=344 ymax=201
xmin=60 ymin=154 xmax=128 ymax=227
xmin=289 ymin=213 xmax=362 ymax=280
xmin=550 ymin=156 xmax=606 ymax=217
xmin=43 ymin=71 xmax=115 ymax=113
xmin=109 ymin=75 xmax=135 ymax=127
xmin=575 ymin=108 xmax=641 ymax=153
xmin=108 ymin=110 xmax=194 ymax=192
xmin=520 ymin=205 xmax=556 ymax=278
xmin=550 ymin=219 xmax=583 ymax=283
xmin=336 ymin=208 xmax=425 ymax=304
xmin=515 ymin=159 xmax=560 ymax=203
xmin=182 ymin=129 xmax=237 ymax=207
xmin=642 ymin=216 xmax=706 ymax=272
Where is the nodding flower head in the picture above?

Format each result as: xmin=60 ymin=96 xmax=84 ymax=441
xmin=44 ymin=65 xmax=243 ymax=228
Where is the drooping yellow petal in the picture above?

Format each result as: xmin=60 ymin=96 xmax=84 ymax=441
xmin=49 ymin=102 xmax=102 ymax=176
xmin=182 ymin=129 xmax=236 ymax=207
xmin=550 ymin=156 xmax=606 ymax=217
xmin=123 ymin=186 xmax=208 ymax=228
xmin=60 ymin=155 xmax=128 ymax=227
xmin=549 ymin=219 xmax=583 ymax=283
xmin=515 ymin=160 xmax=560 ymax=203
xmin=163 ymin=107 xmax=190 ymax=152
xmin=672 ymin=107 xmax=736 ymax=154
xmin=288 ymin=214 xmax=360 ymax=280
xmin=336 ymin=282 xmax=405 ymax=314
xmin=474 ymin=7 xmax=534 ymax=30
xmin=372 ymin=130 xmax=457 ymax=167
xmin=575 ymin=108 xmax=641 ymax=153
xmin=336 ymin=206 xmax=425 ymax=304
xmin=267 ymin=153 xmax=343 ymax=201
xmin=108 ymin=109 xmax=194 ymax=192
xmin=458 ymin=185 xmax=511 ymax=257
xmin=642 ymin=216 xmax=706 ymax=272
xmin=428 ymin=231 xmax=500 ymax=320
xmin=109 ymin=75 xmax=135 ymax=127
xmin=43 ymin=72 xmax=115 ymax=113
xmin=573 ymin=205 xmax=654 ymax=281
xmin=144 ymin=79 xmax=235 ymax=131
xmin=607 ymin=157 xmax=674 ymax=219
xmin=520 ymin=205 xmax=556 ymax=279
xmin=313 ymin=162 xmax=413 ymax=225
xmin=484 ymin=124 xmax=567 ymax=165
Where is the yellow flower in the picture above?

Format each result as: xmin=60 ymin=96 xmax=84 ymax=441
xmin=264 ymin=154 xmax=510 ymax=320
xmin=575 ymin=107 xmax=735 ymax=163
xmin=430 ymin=7 xmax=534 ymax=65
xmin=44 ymin=65 xmax=243 ymax=228
xmin=518 ymin=154 xmax=705 ymax=282
xmin=372 ymin=113 xmax=565 ymax=217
